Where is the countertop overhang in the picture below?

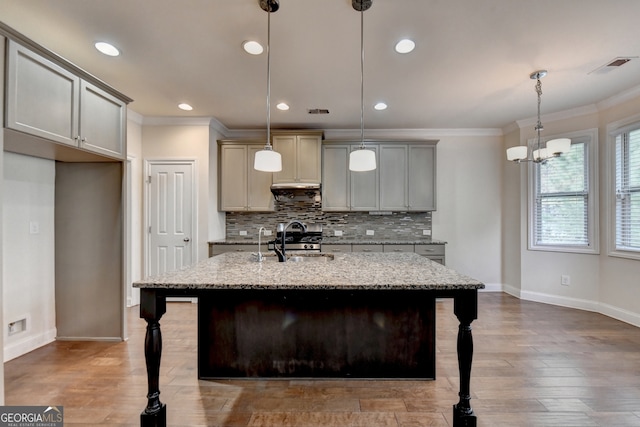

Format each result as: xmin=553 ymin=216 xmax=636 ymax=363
xmin=134 ymin=252 xmax=483 ymax=291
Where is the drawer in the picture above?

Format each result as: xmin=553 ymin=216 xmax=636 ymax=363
xmin=322 ymin=244 xmax=352 ymax=253
xmin=352 ymin=244 xmax=383 ymax=253
xmin=414 ymin=244 xmax=445 ymax=256
xmin=383 ymin=244 xmax=414 ymax=253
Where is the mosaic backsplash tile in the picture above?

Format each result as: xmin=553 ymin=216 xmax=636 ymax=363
xmin=225 ymin=194 xmax=432 ymax=242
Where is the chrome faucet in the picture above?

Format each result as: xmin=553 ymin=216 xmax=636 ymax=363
xmin=273 ymin=220 xmax=307 ymax=262
xmin=256 ymin=227 xmax=266 ymax=262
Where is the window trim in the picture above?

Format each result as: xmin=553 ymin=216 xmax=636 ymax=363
xmin=527 ymin=128 xmax=599 ymax=254
xmin=607 ymin=114 xmax=640 ymax=260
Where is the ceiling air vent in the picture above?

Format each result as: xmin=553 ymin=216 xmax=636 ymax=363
xmin=589 ymin=57 xmax=637 ymax=75
xmin=308 ymin=108 xmax=330 ymax=114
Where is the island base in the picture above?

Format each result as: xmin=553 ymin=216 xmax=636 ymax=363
xmin=198 ymin=289 xmax=436 ymax=379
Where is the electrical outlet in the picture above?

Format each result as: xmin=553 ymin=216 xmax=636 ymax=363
xmin=561 ymin=275 xmax=571 ymax=286
xmin=334 ymin=230 xmax=343 ymax=236
xmin=29 ymin=221 xmax=40 ymax=234
xmin=239 ymin=230 xmax=247 ymax=236
xmin=423 ymin=229 xmax=431 ymax=236
xmin=366 ymin=230 xmax=375 ymax=236
xmin=263 ymin=230 xmax=272 ymax=236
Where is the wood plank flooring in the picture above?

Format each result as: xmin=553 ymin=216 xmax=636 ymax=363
xmin=5 ymin=293 xmax=640 ymax=426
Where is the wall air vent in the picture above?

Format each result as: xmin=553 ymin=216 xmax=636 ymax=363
xmin=308 ymin=108 xmax=330 ymax=114
xmin=588 ymin=57 xmax=638 ymax=75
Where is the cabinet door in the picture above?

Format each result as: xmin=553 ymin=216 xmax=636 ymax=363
xmin=351 ymin=145 xmax=379 ymax=211
xmin=219 ymin=145 xmax=248 ymax=211
xmin=379 ymin=145 xmax=408 ymax=210
xmin=247 ymin=146 xmax=274 ymax=211
xmin=408 ymin=145 xmax=436 ymax=211
xmin=322 ymin=145 xmax=350 ymax=211
xmin=79 ymin=81 xmax=126 ymax=159
xmin=296 ymin=134 xmax=322 ymax=183
xmin=6 ymin=41 xmax=80 ymax=146
xmin=272 ymin=135 xmax=297 ymax=183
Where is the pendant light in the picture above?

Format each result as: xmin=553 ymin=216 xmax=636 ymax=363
xmin=506 ymin=70 xmax=571 ymax=163
xmin=254 ymin=0 xmax=283 ymax=172
xmin=349 ymin=0 xmax=377 ymax=172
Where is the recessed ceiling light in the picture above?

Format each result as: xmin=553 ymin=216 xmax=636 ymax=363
xmin=276 ymin=102 xmax=289 ymax=111
xmin=374 ymin=102 xmax=388 ymax=111
xmin=243 ymin=40 xmax=264 ymax=55
xmin=95 ymin=41 xmax=120 ymax=57
xmin=395 ymin=39 xmax=415 ymax=54
xmin=178 ymin=103 xmax=193 ymax=111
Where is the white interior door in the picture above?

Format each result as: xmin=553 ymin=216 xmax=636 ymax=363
xmin=147 ymin=161 xmax=195 ymax=279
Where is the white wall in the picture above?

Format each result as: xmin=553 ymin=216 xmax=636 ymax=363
xmin=505 ymin=97 xmax=640 ymax=327
xmin=141 ymin=121 xmax=212 ymax=263
xmin=432 ymin=134 xmax=503 ymax=288
xmin=126 ymin=111 xmax=143 ymax=306
xmin=208 ymin=124 xmax=226 ymax=242
xmin=2 ymin=153 xmax=56 ymax=361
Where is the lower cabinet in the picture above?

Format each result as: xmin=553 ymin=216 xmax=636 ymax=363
xmin=321 ymin=243 xmax=445 ymax=264
xmin=210 ymin=242 xmax=445 ymax=264
xmin=209 ymin=244 xmax=258 ymax=257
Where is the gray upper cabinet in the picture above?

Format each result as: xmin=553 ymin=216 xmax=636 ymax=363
xmin=6 ymin=40 xmax=126 ymax=159
xmin=272 ymin=131 xmax=322 ymax=184
xmin=218 ymin=141 xmax=274 ymax=212
xmin=321 ymin=143 xmax=378 ymax=211
xmin=321 ymin=144 xmax=350 ymax=211
xmin=380 ymin=143 xmax=437 ymax=211
xmin=379 ymin=144 xmax=408 ymax=211
xmin=408 ymin=144 xmax=437 ymax=211
xmin=323 ymin=140 xmax=436 ymax=212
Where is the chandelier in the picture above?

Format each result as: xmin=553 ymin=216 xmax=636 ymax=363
xmin=506 ymin=70 xmax=571 ymax=163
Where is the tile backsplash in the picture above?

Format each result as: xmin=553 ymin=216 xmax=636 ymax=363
xmin=225 ymin=194 xmax=432 ymax=241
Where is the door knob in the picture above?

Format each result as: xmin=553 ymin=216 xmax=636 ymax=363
xmin=183 ymin=237 xmax=191 ymax=242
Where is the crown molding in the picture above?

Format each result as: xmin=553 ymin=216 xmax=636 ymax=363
xmin=141 ymin=116 xmax=217 ymax=127
xmin=515 ymin=104 xmax=599 ymax=129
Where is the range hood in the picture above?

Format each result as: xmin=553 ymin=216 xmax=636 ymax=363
xmin=270 ymin=182 xmax=321 ymax=200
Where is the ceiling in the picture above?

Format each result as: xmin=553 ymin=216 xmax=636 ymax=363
xmin=2 ymin=0 xmax=640 ymax=132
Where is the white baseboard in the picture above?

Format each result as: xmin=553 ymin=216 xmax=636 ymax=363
xmin=479 ymin=282 xmax=502 ymax=292
xmin=4 ymin=328 xmax=56 ymax=362
xmin=492 ymin=284 xmax=640 ymax=328
xmin=599 ymin=302 xmax=640 ymax=328
xmin=520 ymin=289 xmax=600 ymax=313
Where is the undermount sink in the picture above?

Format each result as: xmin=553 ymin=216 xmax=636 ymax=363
xmin=262 ymin=253 xmax=335 ymax=262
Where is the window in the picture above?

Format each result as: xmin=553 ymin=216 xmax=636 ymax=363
xmin=529 ymin=130 xmax=599 ymax=253
xmin=613 ymin=126 xmax=640 ymax=255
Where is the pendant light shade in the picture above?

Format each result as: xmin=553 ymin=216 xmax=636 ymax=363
xmin=254 ymin=146 xmax=282 ymax=172
xmin=349 ymin=0 xmax=376 ymax=172
xmin=349 ymin=148 xmax=376 ymax=172
xmin=254 ymin=0 xmax=282 ymax=172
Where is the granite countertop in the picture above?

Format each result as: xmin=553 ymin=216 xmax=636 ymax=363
xmin=210 ymin=239 xmax=447 ymax=245
xmin=134 ymin=252 xmax=483 ymax=291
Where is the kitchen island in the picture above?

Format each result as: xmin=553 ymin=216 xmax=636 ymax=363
xmin=134 ymin=252 xmax=484 ymax=427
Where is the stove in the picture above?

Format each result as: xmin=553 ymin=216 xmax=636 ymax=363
xmin=267 ymin=223 xmax=323 ymax=251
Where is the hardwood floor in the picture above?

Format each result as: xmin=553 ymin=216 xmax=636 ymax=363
xmin=5 ymin=292 xmax=640 ymax=426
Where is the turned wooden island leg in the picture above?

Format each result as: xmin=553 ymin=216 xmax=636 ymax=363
xmin=140 ymin=289 xmax=167 ymax=427
xmin=452 ymin=290 xmax=478 ymax=427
